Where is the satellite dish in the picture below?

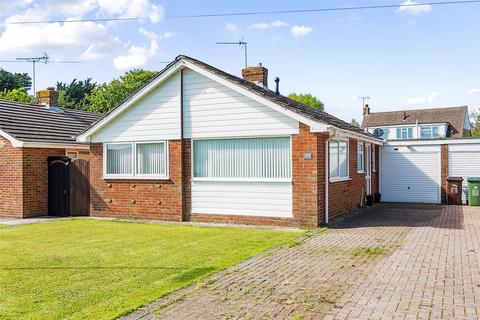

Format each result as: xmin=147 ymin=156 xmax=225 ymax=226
xmin=373 ymin=128 xmax=384 ymax=137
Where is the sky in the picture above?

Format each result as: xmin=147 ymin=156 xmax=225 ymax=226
xmin=0 ymin=0 xmax=479 ymax=122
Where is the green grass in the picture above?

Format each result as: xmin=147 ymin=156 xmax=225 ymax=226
xmin=0 ymin=219 xmax=303 ymax=320
xmin=0 ymin=224 xmax=7 ymax=227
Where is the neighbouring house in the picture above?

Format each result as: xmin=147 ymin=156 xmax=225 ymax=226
xmin=77 ymin=55 xmax=383 ymax=228
xmin=0 ymin=91 xmax=100 ymax=218
xmin=361 ymin=105 xmax=480 ymax=204
xmin=362 ymin=105 xmax=471 ymax=140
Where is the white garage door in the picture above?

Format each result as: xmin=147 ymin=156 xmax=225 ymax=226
xmin=449 ymin=144 xmax=480 ymax=204
xmin=381 ymin=145 xmax=441 ymax=204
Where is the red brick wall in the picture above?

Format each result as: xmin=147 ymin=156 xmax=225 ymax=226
xmin=441 ymin=144 xmax=448 ymax=204
xmin=328 ymin=138 xmax=367 ymax=219
xmin=89 ymin=141 xmax=184 ymax=221
xmin=22 ymin=148 xmax=65 ymax=218
xmin=0 ymin=136 xmax=23 ymax=218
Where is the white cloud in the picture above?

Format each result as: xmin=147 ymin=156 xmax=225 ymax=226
xmin=469 ymin=88 xmax=480 ymax=95
xmin=97 ymin=0 xmax=164 ymax=24
xmin=291 ymin=25 xmax=312 ymax=38
xmin=225 ymin=23 xmax=239 ymax=34
xmin=249 ymin=20 xmax=288 ymax=30
xmin=396 ymin=0 xmax=432 ymax=16
xmin=405 ymin=92 xmax=440 ymax=105
xmin=113 ymin=27 xmax=158 ymax=70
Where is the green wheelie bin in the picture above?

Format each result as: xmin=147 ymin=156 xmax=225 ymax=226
xmin=467 ymin=177 xmax=480 ymax=206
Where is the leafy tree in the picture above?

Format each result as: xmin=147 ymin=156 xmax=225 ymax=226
xmin=0 ymin=88 xmax=36 ymax=103
xmin=351 ymin=118 xmax=360 ymax=127
xmin=471 ymin=110 xmax=480 ymax=137
xmin=56 ymin=78 xmax=97 ymax=110
xmin=288 ymin=93 xmax=324 ymax=111
xmin=87 ymin=69 xmax=157 ymax=113
xmin=0 ymin=69 xmax=32 ymax=91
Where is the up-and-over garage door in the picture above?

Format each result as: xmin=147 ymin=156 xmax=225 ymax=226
xmin=381 ymin=145 xmax=441 ymax=204
xmin=449 ymin=144 xmax=480 ymax=204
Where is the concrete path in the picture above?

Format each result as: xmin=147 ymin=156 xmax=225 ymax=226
xmin=122 ymin=205 xmax=480 ymax=320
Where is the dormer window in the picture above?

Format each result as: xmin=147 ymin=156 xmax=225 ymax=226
xmin=396 ymin=127 xmax=413 ymax=140
xmin=420 ymin=126 xmax=439 ymax=139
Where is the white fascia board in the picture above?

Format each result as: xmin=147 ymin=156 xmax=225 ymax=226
xmin=386 ymin=138 xmax=480 ymax=146
xmin=22 ymin=142 xmax=91 ymax=149
xmin=321 ymin=126 xmax=383 ymax=145
xmin=183 ymin=61 xmax=329 ymax=132
xmin=77 ymin=60 xmax=184 ymax=142
xmin=0 ymin=129 xmax=23 ymax=147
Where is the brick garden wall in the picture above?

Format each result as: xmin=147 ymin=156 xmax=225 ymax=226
xmin=0 ymin=136 xmax=23 ymax=218
xmin=22 ymin=147 xmax=65 ymax=218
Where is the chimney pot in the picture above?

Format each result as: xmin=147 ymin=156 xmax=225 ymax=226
xmin=36 ymin=87 xmax=59 ymax=108
xmin=363 ymin=104 xmax=370 ymax=116
xmin=242 ymin=64 xmax=268 ymax=88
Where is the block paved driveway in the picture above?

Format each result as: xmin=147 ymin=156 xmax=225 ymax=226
xmin=123 ymin=205 xmax=480 ymax=320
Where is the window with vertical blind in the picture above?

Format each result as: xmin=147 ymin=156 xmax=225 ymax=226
xmin=193 ymin=137 xmax=291 ymax=180
xmin=330 ymin=140 xmax=349 ymax=180
xmin=104 ymin=141 xmax=168 ymax=178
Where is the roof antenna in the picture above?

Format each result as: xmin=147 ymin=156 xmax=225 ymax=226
xmin=16 ymin=52 xmax=49 ymax=94
xmin=216 ymin=38 xmax=248 ymax=68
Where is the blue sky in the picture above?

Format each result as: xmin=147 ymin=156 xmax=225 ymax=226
xmin=0 ymin=0 xmax=479 ymax=122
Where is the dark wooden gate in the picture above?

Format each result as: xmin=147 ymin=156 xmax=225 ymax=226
xmin=48 ymin=157 xmax=90 ymax=217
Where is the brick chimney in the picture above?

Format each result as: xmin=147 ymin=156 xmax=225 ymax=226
xmin=242 ymin=63 xmax=268 ymax=88
xmin=363 ymin=104 xmax=370 ymax=116
xmin=36 ymin=87 xmax=59 ymax=108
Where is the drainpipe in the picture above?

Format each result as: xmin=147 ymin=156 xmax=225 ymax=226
xmin=324 ymin=138 xmax=329 ymax=224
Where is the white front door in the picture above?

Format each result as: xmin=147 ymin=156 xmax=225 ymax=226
xmin=365 ymin=144 xmax=372 ymax=195
xmin=381 ymin=145 xmax=441 ymax=204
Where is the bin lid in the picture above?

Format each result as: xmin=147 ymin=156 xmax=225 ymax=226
xmin=467 ymin=177 xmax=480 ymax=182
xmin=447 ymin=176 xmax=463 ymax=181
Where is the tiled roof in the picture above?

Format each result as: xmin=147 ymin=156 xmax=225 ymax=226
xmin=0 ymin=99 xmax=101 ymax=144
xmin=361 ymin=106 xmax=469 ymax=138
xmin=82 ymin=55 xmax=380 ymax=141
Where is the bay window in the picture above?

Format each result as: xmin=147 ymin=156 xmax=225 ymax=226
xmin=104 ymin=141 xmax=168 ymax=179
xmin=193 ymin=137 xmax=291 ymax=180
xmin=330 ymin=140 xmax=349 ymax=181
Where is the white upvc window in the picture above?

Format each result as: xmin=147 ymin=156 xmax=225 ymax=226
xmin=357 ymin=142 xmax=364 ymax=173
xmin=396 ymin=127 xmax=413 ymax=139
xmin=192 ymin=136 xmax=291 ymax=182
xmin=330 ymin=139 xmax=349 ymax=181
xmin=420 ymin=126 xmax=439 ymax=139
xmin=372 ymin=145 xmax=376 ymax=172
xmin=104 ymin=141 xmax=168 ymax=179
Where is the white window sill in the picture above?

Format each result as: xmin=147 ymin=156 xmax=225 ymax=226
xmin=357 ymin=170 xmax=365 ymax=174
xmin=191 ymin=178 xmax=292 ymax=183
xmin=103 ymin=175 xmax=170 ymax=180
xmin=330 ymin=177 xmax=352 ymax=183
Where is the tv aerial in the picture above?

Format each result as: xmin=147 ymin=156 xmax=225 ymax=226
xmin=216 ymin=38 xmax=248 ymax=68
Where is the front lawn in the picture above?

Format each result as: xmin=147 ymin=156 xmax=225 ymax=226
xmin=0 ymin=219 xmax=302 ymax=319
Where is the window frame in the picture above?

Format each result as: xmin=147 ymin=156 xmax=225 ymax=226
xmin=372 ymin=145 xmax=377 ymax=172
xmin=420 ymin=126 xmax=440 ymax=139
xmin=103 ymin=141 xmax=169 ymax=180
xmin=329 ymin=139 xmax=350 ymax=183
xmin=357 ymin=142 xmax=364 ymax=173
xmin=191 ymin=136 xmax=293 ymax=183
xmin=396 ymin=127 xmax=413 ymax=140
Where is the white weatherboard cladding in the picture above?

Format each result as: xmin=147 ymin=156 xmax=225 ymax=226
xmin=182 ymin=69 xmax=299 ymax=138
xmin=191 ymin=181 xmax=293 ymax=217
xmin=91 ymin=73 xmax=181 ymax=142
xmin=448 ymin=143 xmax=480 ymax=204
xmin=381 ymin=145 xmax=441 ymax=204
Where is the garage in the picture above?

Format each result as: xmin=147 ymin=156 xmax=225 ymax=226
xmin=381 ymin=145 xmax=441 ymax=204
xmin=449 ymin=143 xmax=480 ymax=204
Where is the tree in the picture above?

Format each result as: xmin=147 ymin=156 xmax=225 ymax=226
xmin=351 ymin=118 xmax=360 ymax=127
xmin=0 ymin=88 xmax=36 ymax=103
xmin=471 ymin=110 xmax=480 ymax=137
xmin=288 ymin=93 xmax=324 ymax=111
xmin=56 ymin=78 xmax=97 ymax=110
xmin=0 ymin=69 xmax=32 ymax=91
xmin=87 ymin=69 xmax=157 ymax=113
